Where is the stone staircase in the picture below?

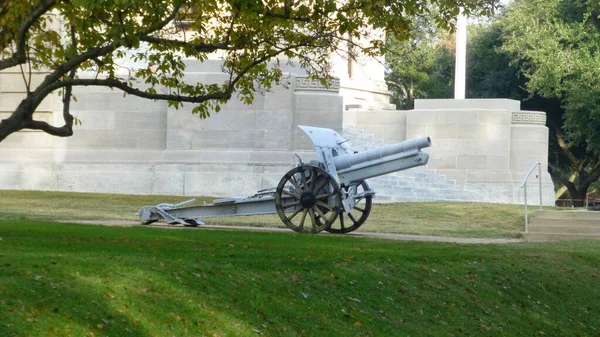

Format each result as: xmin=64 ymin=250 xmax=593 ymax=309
xmin=523 ymin=210 xmax=600 ymax=240
xmin=342 ymin=125 xmax=478 ymax=202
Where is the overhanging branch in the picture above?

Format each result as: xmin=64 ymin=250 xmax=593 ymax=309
xmin=49 ymin=78 xmax=233 ymax=103
xmin=139 ymin=36 xmax=231 ymax=52
xmin=0 ymin=0 xmax=57 ymax=71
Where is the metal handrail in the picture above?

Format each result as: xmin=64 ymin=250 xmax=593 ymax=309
xmin=520 ymin=162 xmax=543 ymax=232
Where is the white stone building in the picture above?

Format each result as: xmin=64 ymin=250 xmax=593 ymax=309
xmin=0 ymin=56 xmax=555 ymax=205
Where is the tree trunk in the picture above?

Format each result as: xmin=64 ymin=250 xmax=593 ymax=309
xmin=569 ymin=190 xmax=587 ymax=207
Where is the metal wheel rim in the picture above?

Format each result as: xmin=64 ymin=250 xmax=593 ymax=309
xmin=325 ymin=180 xmax=372 ymax=234
xmin=275 ymin=165 xmax=341 ymax=233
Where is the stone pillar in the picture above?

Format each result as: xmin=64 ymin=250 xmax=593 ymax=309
xmin=407 ymin=99 xmax=554 ymax=205
xmin=291 ymin=76 xmax=344 ymax=150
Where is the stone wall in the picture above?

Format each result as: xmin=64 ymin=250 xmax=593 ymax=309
xmin=345 ymin=99 xmax=555 ymax=205
xmin=0 ymin=64 xmax=341 ymax=197
xmin=0 ymin=63 xmax=556 ymax=205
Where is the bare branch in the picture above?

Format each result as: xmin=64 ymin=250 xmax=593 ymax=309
xmin=22 ymin=119 xmax=74 ymax=137
xmin=61 ymin=24 xmax=78 ymax=133
xmin=48 ymin=78 xmax=233 ymax=103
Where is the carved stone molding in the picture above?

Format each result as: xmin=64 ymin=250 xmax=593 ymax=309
xmin=294 ymin=77 xmax=340 ymax=92
xmin=512 ymin=111 xmax=546 ymax=125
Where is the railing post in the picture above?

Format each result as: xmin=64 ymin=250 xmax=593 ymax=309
xmin=521 ymin=162 xmax=541 ymax=233
xmin=538 ymin=163 xmax=543 ymax=210
xmin=524 ymin=184 xmax=528 ymax=233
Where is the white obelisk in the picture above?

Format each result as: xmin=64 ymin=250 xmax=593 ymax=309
xmin=454 ymin=9 xmax=467 ymax=99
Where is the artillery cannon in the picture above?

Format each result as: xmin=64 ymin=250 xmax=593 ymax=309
xmin=138 ymin=125 xmax=430 ymax=234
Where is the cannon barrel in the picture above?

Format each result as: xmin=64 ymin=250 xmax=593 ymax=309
xmin=333 ymin=136 xmax=431 ymax=171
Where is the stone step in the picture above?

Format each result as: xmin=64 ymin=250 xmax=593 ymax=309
xmin=523 ymin=232 xmax=600 ymax=241
xmin=528 ymin=225 xmax=600 ymax=235
xmin=342 ymin=125 xmax=478 ymax=203
xmin=534 ymin=210 xmax=600 ymax=220
xmin=530 ymin=217 xmax=600 ymax=228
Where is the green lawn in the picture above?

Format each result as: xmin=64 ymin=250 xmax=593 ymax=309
xmin=0 ymin=220 xmax=598 ymax=337
xmin=0 ymin=190 xmax=535 ymax=238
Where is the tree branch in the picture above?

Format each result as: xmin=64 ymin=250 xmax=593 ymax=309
xmin=139 ymin=36 xmax=231 ymax=52
xmin=28 ymin=1 xmax=184 ymax=114
xmin=0 ymin=0 xmax=57 ymax=71
xmin=49 ymin=78 xmax=233 ymax=103
xmin=555 ymin=128 xmax=582 ymax=168
xmin=22 ymin=119 xmax=74 ymax=137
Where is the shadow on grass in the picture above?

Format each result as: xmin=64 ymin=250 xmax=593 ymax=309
xmin=1 ymin=220 xmax=599 ymax=336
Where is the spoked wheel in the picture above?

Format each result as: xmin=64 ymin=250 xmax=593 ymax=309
xmin=326 ymin=180 xmax=373 ymax=234
xmin=275 ymin=165 xmax=341 ymax=233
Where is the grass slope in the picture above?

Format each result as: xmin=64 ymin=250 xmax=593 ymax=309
xmin=0 ymin=190 xmax=532 ymax=237
xmin=1 ymin=220 xmax=598 ymax=337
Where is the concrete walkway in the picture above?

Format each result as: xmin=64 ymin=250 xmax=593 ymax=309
xmin=60 ymin=220 xmax=524 ymax=245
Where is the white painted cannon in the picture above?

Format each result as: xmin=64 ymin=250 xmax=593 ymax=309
xmin=138 ymin=125 xmax=430 ymax=234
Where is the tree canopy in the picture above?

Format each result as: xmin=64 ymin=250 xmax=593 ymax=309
xmin=0 ymin=0 xmax=495 ymax=142
xmin=384 ymin=10 xmax=454 ymax=110
xmin=500 ymin=0 xmax=600 ymax=203
xmin=384 ymin=0 xmax=600 ymax=204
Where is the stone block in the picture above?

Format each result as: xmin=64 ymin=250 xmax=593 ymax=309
xmin=0 ymin=164 xmax=21 ymax=189
xmin=74 ymin=110 xmax=116 ymax=129
xmin=254 ymin=110 xmax=293 ymax=134
xmin=433 ymin=139 xmax=508 ymax=157
xmin=261 ymin=129 xmax=293 ymax=150
xmin=486 ymin=125 xmax=511 ymax=141
xmin=293 ymin=92 xmax=343 ymax=115
xmin=457 ymin=125 xmax=487 ymax=139
xmin=166 ymin=130 xmax=193 ymax=149
xmin=486 ymin=155 xmax=510 ymax=171
xmin=466 ymin=170 xmax=513 ymax=183
xmin=0 ymin=73 xmax=45 ymax=93
xmin=381 ymin=125 xmax=406 ymax=143
xmin=264 ymin=89 xmax=294 ymax=112
xmin=428 ymin=155 xmax=456 ymax=169
xmin=509 ymin=140 xmax=548 ymax=156
xmin=457 ymin=155 xmax=487 ymax=169
xmin=510 ymin=124 xmax=548 ymax=141
xmin=21 ymin=164 xmax=57 ymax=190
xmin=136 ymin=131 xmax=167 ymax=149
xmin=355 ymin=110 xmax=407 ymax=125
xmin=406 ymin=126 xmax=427 ymax=139
xmin=406 ymin=111 xmax=436 ymax=125
xmin=0 ymin=131 xmax=58 ymax=148
xmin=434 ymin=169 xmax=467 ymax=185
xmin=114 ymin=110 xmax=167 ymax=130
xmin=436 ymin=111 xmax=479 ymax=125
xmin=427 ymin=124 xmax=457 ymax=139
xmin=152 ymin=164 xmax=185 ymax=195
xmin=52 ymin=149 xmax=161 ymax=163
xmin=0 ymin=93 xmax=25 ymax=111
xmin=478 ymin=110 xmax=512 ymax=125
xmin=64 ymin=130 xmax=139 ymax=148
xmin=183 ymin=170 xmax=263 ymax=197
xmin=57 ymin=164 xmax=154 ymax=194
xmin=191 ymin=129 xmax=266 ymax=149
xmin=510 ymin=155 xmax=548 ymax=171
xmin=415 ymin=98 xmax=520 ymax=111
